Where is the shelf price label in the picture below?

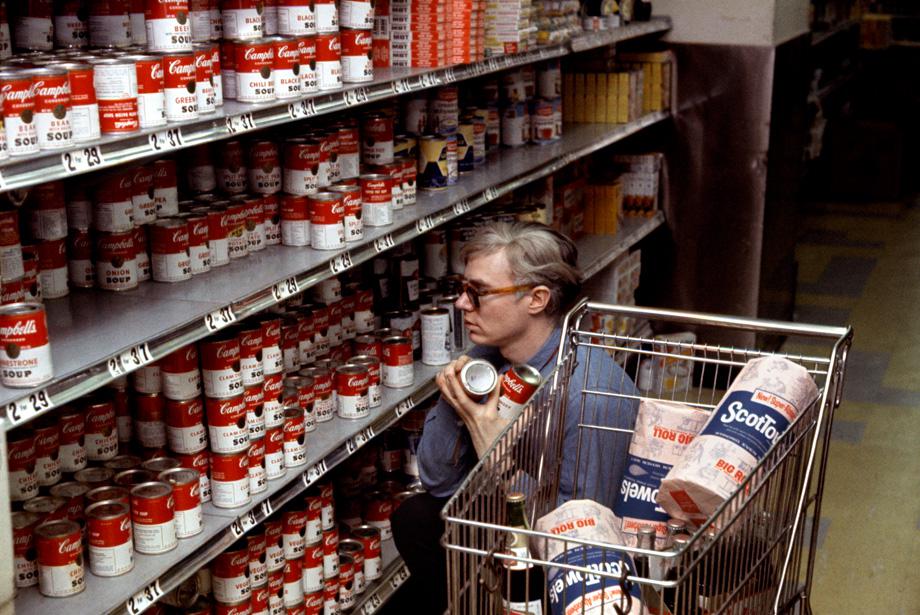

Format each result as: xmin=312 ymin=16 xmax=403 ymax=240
xmin=389 ymin=564 xmax=410 ymax=590
xmin=415 ymin=215 xmax=435 ymax=234
xmin=303 ymin=459 xmax=328 ymax=486
xmin=482 ymin=186 xmax=499 ymax=201
xmin=0 ymin=170 xmax=7 ymax=191
xmin=394 ymin=398 xmax=414 ymax=418
xmin=390 ymin=79 xmax=410 ymax=95
xmin=271 ymin=277 xmax=300 ymax=302
xmin=260 ymin=500 xmax=274 ymax=518
xmin=442 ymin=68 xmax=456 ymax=83
xmin=363 ymin=593 xmax=383 ymax=614
xmin=61 ymin=145 xmax=105 ymax=174
xmin=230 ymin=510 xmax=258 ymax=538
xmin=5 ymin=389 xmax=53 ymax=426
xmin=287 ymin=98 xmax=317 ymax=119
xmin=225 ymin=112 xmax=256 ymax=134
xmin=343 ymin=87 xmax=369 ymax=107
xmin=328 ymin=251 xmax=353 ymax=275
xmin=373 ymin=233 xmax=395 ymax=253
xmin=204 ymin=305 xmax=237 ymax=332
xmin=451 ymin=199 xmax=471 ymax=216
xmin=107 ymin=343 xmax=153 ymax=377
xmin=419 ymin=73 xmax=438 ymax=88
xmin=126 ymin=580 xmax=164 ymax=615
xmin=148 ymin=127 xmax=184 ymax=152
xmin=345 ymin=436 xmax=359 ymax=455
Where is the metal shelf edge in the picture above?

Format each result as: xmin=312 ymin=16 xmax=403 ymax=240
xmin=1 ymin=111 xmax=669 ymax=432
xmin=352 ymin=541 xmax=409 ymax=615
xmin=0 ymin=17 xmax=671 ymax=193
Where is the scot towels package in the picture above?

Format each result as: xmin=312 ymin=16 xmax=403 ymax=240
xmin=657 ymin=356 xmax=818 ymax=525
xmin=534 ymin=500 xmax=644 ymax=615
xmin=613 ymin=400 xmax=709 ymax=547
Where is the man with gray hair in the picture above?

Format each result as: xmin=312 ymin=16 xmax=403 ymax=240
xmin=390 ymin=221 xmax=639 ymax=614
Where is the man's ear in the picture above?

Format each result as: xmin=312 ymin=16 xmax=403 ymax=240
xmin=527 ymin=285 xmax=551 ymax=315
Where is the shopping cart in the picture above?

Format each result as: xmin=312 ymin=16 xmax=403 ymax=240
xmin=442 ymin=300 xmax=851 ymax=615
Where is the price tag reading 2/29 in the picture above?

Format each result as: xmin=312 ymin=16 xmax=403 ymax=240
xmin=328 ymin=251 xmax=353 ymax=275
xmin=204 ymin=305 xmax=237 ymax=332
xmin=271 ymin=277 xmax=299 ymax=302
xmin=61 ymin=145 xmax=105 ymax=174
xmin=5 ymin=389 xmax=53 ymax=426
xmin=126 ymin=580 xmax=164 ymax=615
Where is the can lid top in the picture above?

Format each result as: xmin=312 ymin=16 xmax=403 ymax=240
xmin=85 ymin=499 xmax=130 ymax=519
xmin=12 ymin=510 xmax=41 ymax=528
xmin=129 ymin=480 xmax=173 ymax=498
xmin=158 ymin=467 xmax=199 ymax=484
xmin=49 ymin=481 xmax=92 ymax=498
xmin=23 ymin=495 xmax=67 ymax=514
xmin=34 ymin=518 xmax=80 ymax=538
xmin=0 ymin=301 xmax=43 ymax=317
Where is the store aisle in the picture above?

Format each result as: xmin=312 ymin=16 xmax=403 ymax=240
xmin=784 ymin=199 xmax=920 ymax=614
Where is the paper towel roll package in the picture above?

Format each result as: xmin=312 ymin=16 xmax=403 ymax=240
xmin=613 ymin=399 xmax=710 ymax=546
xmin=534 ymin=500 xmax=644 ymax=615
xmin=656 ymin=356 xmax=818 ymax=526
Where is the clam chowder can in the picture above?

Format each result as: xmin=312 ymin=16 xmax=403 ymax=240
xmin=205 ymin=395 xmax=249 ymax=453
xmin=335 ymin=364 xmax=369 ymax=419
xmin=158 ymin=467 xmax=203 ymax=538
xmin=201 ymin=333 xmax=244 ymax=399
xmin=245 ymin=436 xmax=267 ymax=494
xmin=166 ymin=397 xmax=208 ymax=453
xmin=210 ymin=450 xmax=250 ymax=508
xmin=265 ymin=425 xmax=285 ymax=478
xmin=282 ymin=406 xmax=307 ymax=467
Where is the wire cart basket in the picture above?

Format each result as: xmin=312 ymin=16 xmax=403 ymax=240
xmin=442 ymin=301 xmax=852 ymax=615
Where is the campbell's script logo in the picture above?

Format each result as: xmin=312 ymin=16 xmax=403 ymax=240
xmin=33 ymin=80 xmax=71 ymax=100
xmin=0 ymin=320 xmax=37 ymax=337
xmin=244 ymin=48 xmax=273 ymax=63
xmin=215 ymin=345 xmax=239 ymax=360
xmin=120 ymin=518 xmax=131 ymax=533
xmin=350 ymin=32 xmax=371 ymax=47
xmin=58 ymin=538 xmax=82 ymax=555
xmin=346 ymin=375 xmax=368 ymax=389
xmin=168 ymin=59 xmax=196 ymax=77
xmin=503 ymin=377 xmax=525 ymax=395
xmin=150 ymin=62 xmax=164 ymax=81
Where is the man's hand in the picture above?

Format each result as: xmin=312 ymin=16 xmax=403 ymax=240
xmin=435 ymin=355 xmax=510 ymax=458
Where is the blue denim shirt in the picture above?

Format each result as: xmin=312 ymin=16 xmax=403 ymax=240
xmin=417 ymin=328 xmax=639 ymax=510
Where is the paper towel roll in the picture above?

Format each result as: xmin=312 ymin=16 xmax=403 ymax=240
xmin=656 ymin=356 xmax=818 ymax=526
xmin=613 ymin=399 xmax=710 ymax=546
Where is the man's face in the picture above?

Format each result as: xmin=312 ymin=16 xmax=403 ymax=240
xmin=455 ymin=249 xmax=533 ymax=349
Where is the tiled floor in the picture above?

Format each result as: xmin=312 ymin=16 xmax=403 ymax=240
xmin=786 ymin=200 xmax=920 ymax=614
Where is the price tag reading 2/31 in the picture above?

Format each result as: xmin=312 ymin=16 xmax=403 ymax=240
xmin=5 ymin=389 xmax=53 ymax=426
xmin=204 ymin=305 xmax=237 ymax=332
xmin=126 ymin=580 xmax=164 ymax=615
xmin=61 ymin=145 xmax=105 ymax=174
xmin=230 ymin=510 xmax=258 ymax=538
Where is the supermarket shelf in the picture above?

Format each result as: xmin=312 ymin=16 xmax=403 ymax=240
xmin=577 ymin=212 xmax=664 ymax=279
xmin=14 ymin=366 xmax=440 ymax=615
xmin=0 ymin=17 xmax=670 ymax=194
xmin=0 ymin=112 xmax=670 ymax=431
xmin=353 ymin=541 xmax=410 ymax=615
xmin=12 ymin=210 xmax=664 ymax=615
xmin=811 ymin=18 xmax=859 ymax=47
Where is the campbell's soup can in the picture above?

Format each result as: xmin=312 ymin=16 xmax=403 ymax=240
xmin=249 ymin=140 xmax=282 ymax=195
xmin=194 ymin=43 xmax=217 ymax=113
xmin=130 ymin=481 xmax=177 ymax=554
xmin=308 ymin=192 xmax=344 ymax=250
xmin=186 ymin=213 xmax=212 ymax=274
xmin=283 ymin=138 xmax=320 ymax=196
xmin=213 ymin=542 xmax=253 ymax=602
xmin=282 ymin=557 xmax=302 ymax=607
xmin=267 ymin=569 xmax=285 ymax=614
xmin=317 ymin=131 xmax=339 ymax=186
xmin=336 ymin=122 xmax=359 ymax=179
xmin=297 ymin=35 xmax=317 ymax=92
xmin=86 ymin=500 xmax=134 ymax=577
xmin=348 ymin=354 xmax=380 ymax=407
xmin=244 ymin=383 xmax=266 ymax=438
xmin=278 ymin=0 xmax=315 ymax=35
xmin=359 ymin=173 xmax=392 ymax=227
xmin=88 ymin=0 xmax=132 ymax=47
xmin=497 ymin=363 xmax=542 ymax=420
xmin=211 ymin=450 xmax=251 ymax=508
xmin=0 ymin=302 xmax=52 ymax=388
xmin=329 ymin=184 xmax=362 ymax=242
xmin=351 ymin=525 xmax=381 ymax=580
xmin=48 ymin=61 xmax=100 ymax=142
xmin=282 ymin=406 xmax=306 ymax=467
xmin=153 ymin=158 xmax=180 ymax=216
xmin=272 ymin=36 xmax=301 ymax=99
xmin=210 ymin=42 xmax=225 ymax=105
xmin=247 ymin=434 xmax=268 ymax=493
xmin=221 ymin=0 xmax=264 ymax=40
xmin=7 ymin=430 xmax=38 ymax=501
xmin=151 ymin=218 xmax=193 ymax=282
xmin=145 ymin=0 xmax=193 ymax=52
xmin=314 ymin=32 xmax=341 ymax=91
xmin=174 ymin=450 xmax=211 ymax=503
xmin=282 ymin=507 xmax=307 ymax=559
xmin=220 ymin=39 xmax=238 ymax=99
xmin=337 ymin=553 xmax=355 ymax=609
xmin=238 ymin=324 xmax=266 ymax=386
xmin=33 ymin=420 xmax=61 ymax=487
xmin=340 ymin=28 xmax=372 ymax=83
xmin=83 ymin=397 xmax=118 ymax=461
xmin=201 ymin=332 xmax=244 ymax=398
xmin=159 ymin=467 xmax=203 ymax=538
xmin=248 ymin=531 xmax=268 ymax=587
xmin=134 ymin=393 xmax=166 ymax=448
xmin=35 ymin=519 xmax=85 ymax=597
xmin=58 ymin=410 xmax=87 ymax=472
xmin=165 ymin=397 xmax=207 ymax=453
xmin=161 ymin=343 xmax=202 ymax=400
xmin=0 ymin=70 xmax=39 ymax=156
xmin=264 ymin=518 xmax=285 ymax=570
xmin=314 ymin=0 xmax=337 ymax=32
xmin=91 ymin=58 xmax=140 ymax=133
xmin=339 ymin=538 xmax=365 ymax=594
xmin=334 ymin=363 xmax=369 ymax=419
xmin=162 ymin=51 xmax=199 ymax=121
xmin=264 ymin=425 xmax=285 ymax=478
xmin=251 ymin=584 xmax=271 ymax=615
xmin=217 ymin=139 xmax=248 ymax=193
xmin=133 ymin=361 xmax=162 ymax=394
xmin=206 ymin=394 xmax=249 ymax=453
xmin=340 ymin=0 xmax=373 ymax=29
xmin=305 ymin=366 xmax=333 ymax=422
xmin=381 ymin=335 xmax=412 ymax=388
xmin=95 ymin=230 xmax=139 ymax=291
xmin=13 ymin=510 xmax=40 ymax=588
xmin=226 ymin=202 xmax=249 ymax=259
xmin=65 ymin=230 xmax=92 ymax=289
xmin=130 ymin=163 xmax=157 ymax=224
xmin=364 ymin=491 xmax=393 ymax=539
xmin=34 ymin=238 xmax=66 ymax=299
xmin=362 ymin=113 xmax=393 ymax=165
xmin=263 ymin=373 xmax=285 ymax=427
xmin=190 ymin=0 xmax=212 ymax=41
xmin=28 ymin=67 xmax=74 ymax=151
xmin=302 ymin=491 xmax=322 ymax=543
xmin=321 ymin=527 xmax=338 ymax=578
xmin=13 ymin=1 xmax=54 ymax=51
xmin=302 ymin=542 xmax=323 ymax=592
xmin=235 ymin=38 xmax=275 ymax=103
xmin=259 ymin=315 xmax=284 ymax=375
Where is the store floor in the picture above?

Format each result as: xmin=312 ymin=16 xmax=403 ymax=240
xmin=784 ymin=199 xmax=920 ymax=614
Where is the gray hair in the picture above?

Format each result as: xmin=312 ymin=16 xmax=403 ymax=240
xmin=461 ymin=221 xmax=582 ymax=317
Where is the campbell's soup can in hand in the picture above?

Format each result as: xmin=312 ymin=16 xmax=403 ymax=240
xmin=86 ymin=500 xmax=134 ymax=577
xmin=497 ymin=363 xmax=542 ymax=420
xmin=35 ymin=519 xmax=85 ymax=597
xmin=0 ymin=302 xmax=53 ymax=388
